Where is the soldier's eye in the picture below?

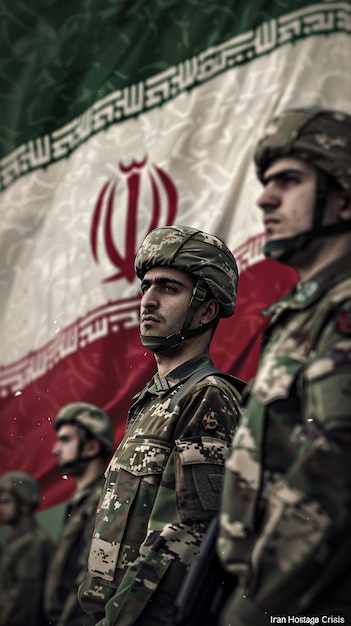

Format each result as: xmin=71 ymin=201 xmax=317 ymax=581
xmin=141 ymin=282 xmax=150 ymax=294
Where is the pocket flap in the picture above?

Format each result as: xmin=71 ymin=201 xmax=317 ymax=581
xmin=115 ymin=436 xmax=171 ymax=476
xmin=175 ymin=436 xmax=230 ymax=466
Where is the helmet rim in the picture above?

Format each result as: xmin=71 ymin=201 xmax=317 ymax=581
xmin=254 ymin=107 xmax=351 ymax=191
xmin=134 ymin=225 xmax=238 ymax=318
xmin=54 ymin=402 xmax=114 ymax=456
xmin=0 ymin=471 xmax=41 ymax=508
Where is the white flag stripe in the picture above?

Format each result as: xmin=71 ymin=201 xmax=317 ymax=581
xmin=2 ymin=31 xmax=351 ymax=372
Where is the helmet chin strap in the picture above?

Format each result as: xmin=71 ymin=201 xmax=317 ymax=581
xmin=263 ymin=221 xmax=351 ymax=262
xmin=59 ymin=426 xmax=103 ymax=473
xmin=263 ymin=170 xmax=351 ymax=263
xmin=140 ymin=278 xmax=218 ymax=353
xmin=59 ymin=452 xmax=102 ymax=473
xmin=140 ymin=320 xmax=217 ymax=353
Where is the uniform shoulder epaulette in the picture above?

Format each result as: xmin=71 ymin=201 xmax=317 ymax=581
xmin=168 ymin=366 xmax=245 ymax=413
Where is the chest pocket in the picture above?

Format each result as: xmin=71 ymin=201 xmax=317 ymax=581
xmin=251 ymin=353 xmax=306 ymax=405
xmin=247 ymin=356 xmax=306 ymax=473
xmin=88 ymin=436 xmax=171 ymax=583
xmin=116 ymin=435 xmax=171 ymax=476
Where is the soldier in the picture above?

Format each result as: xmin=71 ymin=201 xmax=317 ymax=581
xmin=0 ymin=470 xmax=54 ymax=626
xmin=44 ymin=402 xmax=114 ymax=626
xmin=218 ymin=108 xmax=351 ymax=624
xmin=78 ymin=225 xmax=242 ymax=626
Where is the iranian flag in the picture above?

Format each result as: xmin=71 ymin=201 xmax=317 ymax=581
xmin=1 ymin=0 xmax=351 ymax=511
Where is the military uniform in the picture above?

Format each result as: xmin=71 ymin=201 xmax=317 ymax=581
xmin=218 ymin=252 xmax=351 ymax=624
xmin=79 ymin=354 xmax=241 ymax=626
xmin=0 ymin=515 xmax=54 ymax=626
xmin=45 ymin=475 xmax=105 ymax=626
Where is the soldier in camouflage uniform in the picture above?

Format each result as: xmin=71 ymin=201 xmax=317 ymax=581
xmin=0 ymin=471 xmax=55 ymax=626
xmin=78 ymin=226 xmax=242 ymax=626
xmin=218 ymin=108 xmax=351 ymax=624
xmin=44 ymin=402 xmax=114 ymax=626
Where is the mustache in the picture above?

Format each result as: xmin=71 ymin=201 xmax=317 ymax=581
xmin=141 ymin=308 xmax=165 ymax=323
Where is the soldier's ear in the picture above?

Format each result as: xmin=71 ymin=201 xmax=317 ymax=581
xmin=83 ymin=438 xmax=100 ymax=457
xmin=200 ymin=298 xmax=220 ymax=324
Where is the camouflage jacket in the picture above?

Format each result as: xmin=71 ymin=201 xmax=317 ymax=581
xmin=218 ymin=252 xmax=351 ymax=624
xmin=78 ymin=354 xmax=241 ymax=626
xmin=44 ymin=475 xmax=105 ymax=626
xmin=0 ymin=516 xmax=54 ymax=626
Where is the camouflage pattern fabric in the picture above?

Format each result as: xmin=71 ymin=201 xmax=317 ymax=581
xmin=0 ymin=471 xmax=41 ymax=508
xmin=44 ymin=475 xmax=105 ymax=626
xmin=254 ymin=108 xmax=351 ymax=191
xmin=135 ymin=225 xmax=239 ymax=317
xmin=0 ymin=516 xmax=54 ymax=626
xmin=78 ymin=354 xmax=241 ymax=626
xmin=218 ymin=252 xmax=351 ymax=624
xmin=54 ymin=402 xmax=114 ymax=457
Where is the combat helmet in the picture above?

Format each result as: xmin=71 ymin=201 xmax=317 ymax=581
xmin=54 ymin=402 xmax=114 ymax=459
xmin=254 ymin=108 xmax=351 ymax=260
xmin=135 ymin=225 xmax=238 ymax=352
xmin=0 ymin=471 xmax=41 ymax=508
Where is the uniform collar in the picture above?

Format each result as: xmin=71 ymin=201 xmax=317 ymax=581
xmin=134 ymin=354 xmax=214 ymax=399
xmin=262 ymin=251 xmax=351 ymax=317
xmin=70 ymin=474 xmax=104 ymax=504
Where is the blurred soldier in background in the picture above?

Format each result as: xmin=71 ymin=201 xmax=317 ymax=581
xmin=218 ymin=108 xmax=351 ymax=624
xmin=78 ymin=225 xmax=243 ymax=626
xmin=44 ymin=401 xmax=113 ymax=626
xmin=0 ymin=470 xmax=54 ymax=626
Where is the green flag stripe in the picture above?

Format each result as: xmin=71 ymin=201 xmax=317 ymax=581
xmin=1 ymin=2 xmax=350 ymax=190
xmin=1 ymin=0 xmax=338 ymax=156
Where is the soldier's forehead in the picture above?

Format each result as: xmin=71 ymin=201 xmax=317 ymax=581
xmin=264 ymin=156 xmax=315 ymax=177
xmin=57 ymin=422 xmax=79 ymax=434
xmin=142 ymin=266 xmax=194 ymax=284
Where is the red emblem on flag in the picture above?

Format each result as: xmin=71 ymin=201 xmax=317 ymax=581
xmin=90 ymin=156 xmax=178 ymax=283
xmin=202 ymin=411 xmax=219 ymax=431
xmin=335 ymin=309 xmax=351 ymax=335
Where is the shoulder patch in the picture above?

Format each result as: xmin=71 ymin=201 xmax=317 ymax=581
xmin=202 ymin=411 xmax=219 ymax=431
xmin=335 ymin=308 xmax=351 ymax=335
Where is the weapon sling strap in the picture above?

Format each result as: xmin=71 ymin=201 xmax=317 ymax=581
xmin=168 ymin=366 xmax=246 ymax=413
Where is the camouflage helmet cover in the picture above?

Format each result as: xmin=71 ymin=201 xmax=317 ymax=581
xmin=254 ymin=108 xmax=351 ymax=191
xmin=134 ymin=225 xmax=238 ymax=317
xmin=0 ymin=471 xmax=41 ymax=508
xmin=54 ymin=402 xmax=114 ymax=456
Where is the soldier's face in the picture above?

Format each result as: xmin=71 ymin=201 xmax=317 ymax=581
xmin=256 ymin=156 xmax=317 ymax=246
xmin=52 ymin=423 xmax=80 ymax=468
xmin=140 ymin=266 xmax=197 ymax=338
xmin=0 ymin=490 xmax=18 ymax=525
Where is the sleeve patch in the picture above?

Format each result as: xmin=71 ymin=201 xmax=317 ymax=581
xmin=202 ymin=411 xmax=219 ymax=431
xmin=335 ymin=309 xmax=351 ymax=335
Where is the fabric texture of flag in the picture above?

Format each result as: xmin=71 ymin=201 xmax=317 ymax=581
xmin=1 ymin=0 xmax=350 ymax=509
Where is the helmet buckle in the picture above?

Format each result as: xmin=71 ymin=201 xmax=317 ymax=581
xmin=192 ymin=283 xmax=207 ymax=302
